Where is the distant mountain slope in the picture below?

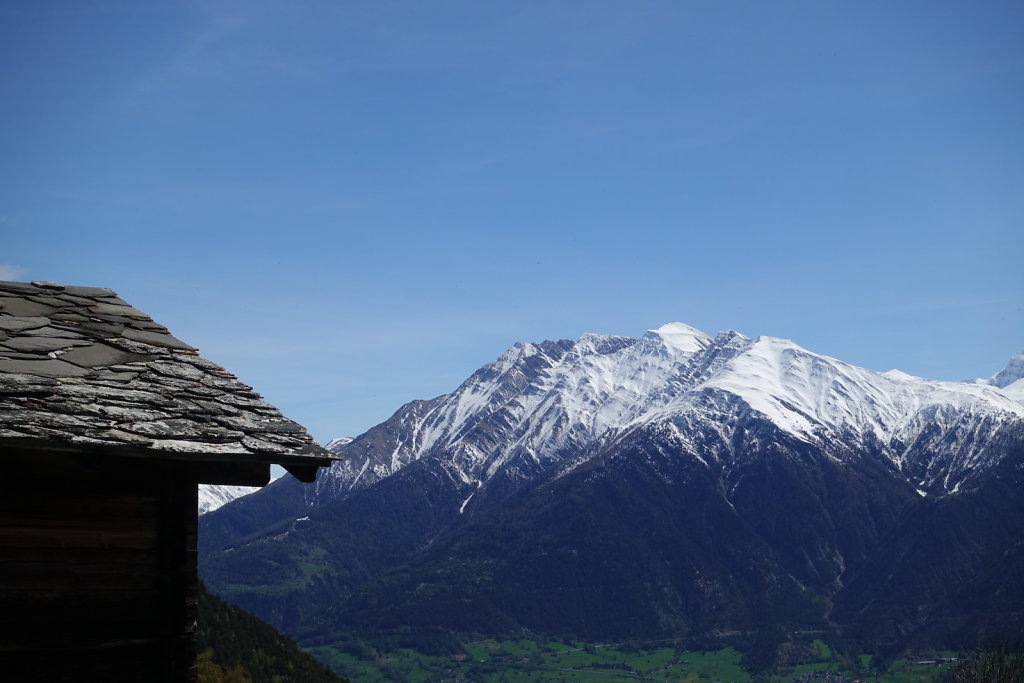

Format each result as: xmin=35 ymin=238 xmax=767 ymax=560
xmin=200 ymin=325 xmax=1024 ymax=652
xmin=976 ymin=348 xmax=1024 ymax=405
xmin=198 ymin=483 xmax=260 ymax=515
xmin=311 ymin=324 xmax=1022 ymax=505
xmin=990 ymin=349 xmax=1024 ymax=389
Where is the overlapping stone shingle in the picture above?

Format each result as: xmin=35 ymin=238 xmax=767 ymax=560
xmin=0 ymin=280 xmax=333 ymax=466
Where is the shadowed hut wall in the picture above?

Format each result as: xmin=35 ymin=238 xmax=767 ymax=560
xmin=0 ymin=449 xmax=198 ymax=682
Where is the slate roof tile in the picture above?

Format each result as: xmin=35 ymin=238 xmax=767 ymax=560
xmin=0 ymin=280 xmax=333 ymax=469
xmin=0 ymin=299 xmax=60 ymax=317
xmin=21 ymin=325 xmax=88 ymax=338
xmin=0 ymin=358 xmax=93 ymax=377
xmin=88 ymin=302 xmax=153 ymax=319
xmin=1 ymin=336 xmax=92 ymax=353
xmin=58 ymin=284 xmax=118 ymax=298
xmin=0 ymin=316 xmax=50 ymax=332
xmin=58 ymin=342 xmax=155 ymax=368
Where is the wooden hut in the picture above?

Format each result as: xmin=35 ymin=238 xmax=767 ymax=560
xmin=0 ymin=280 xmax=334 ymax=681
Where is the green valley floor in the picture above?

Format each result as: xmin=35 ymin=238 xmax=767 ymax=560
xmin=303 ymin=636 xmax=958 ymax=683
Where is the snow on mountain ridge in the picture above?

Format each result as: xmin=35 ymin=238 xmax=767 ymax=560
xmin=1000 ymin=378 xmax=1024 ymax=404
xmin=991 ymin=349 xmax=1024 ymax=389
xmin=325 ymin=436 xmax=353 ymax=452
xmin=198 ymin=483 xmax=260 ymax=515
xmin=968 ymin=348 xmax=1024 ymax=406
xmin=646 ymin=322 xmax=712 ymax=355
xmin=323 ymin=324 xmax=1024 ymax=498
xmin=704 ymin=336 xmax=939 ymax=443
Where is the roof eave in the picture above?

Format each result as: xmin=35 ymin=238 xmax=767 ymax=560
xmin=0 ymin=436 xmax=338 ymax=484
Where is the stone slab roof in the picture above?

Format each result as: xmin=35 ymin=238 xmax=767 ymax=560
xmin=0 ymin=280 xmax=334 ymax=469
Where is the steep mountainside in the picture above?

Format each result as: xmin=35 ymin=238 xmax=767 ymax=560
xmin=200 ymin=325 xmax=1024 ymax=651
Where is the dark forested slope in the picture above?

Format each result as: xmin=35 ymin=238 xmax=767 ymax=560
xmin=197 ymin=583 xmax=347 ymax=682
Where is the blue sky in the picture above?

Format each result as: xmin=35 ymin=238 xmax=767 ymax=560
xmin=3 ymin=1 xmax=1022 ymax=442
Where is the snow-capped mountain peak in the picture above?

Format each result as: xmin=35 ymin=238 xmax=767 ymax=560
xmin=882 ymin=369 xmax=919 ymax=381
xmin=991 ymin=348 xmax=1024 ymax=389
xmin=644 ymin=322 xmax=712 ymax=355
xmin=971 ymin=348 xmax=1024 ymax=405
xmin=322 ymin=324 xmax=1024 ymax=500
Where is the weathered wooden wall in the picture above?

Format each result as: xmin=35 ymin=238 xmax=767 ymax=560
xmin=0 ymin=448 xmax=198 ymax=682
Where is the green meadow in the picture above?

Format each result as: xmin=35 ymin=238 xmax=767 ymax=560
xmin=304 ymin=635 xmax=957 ymax=682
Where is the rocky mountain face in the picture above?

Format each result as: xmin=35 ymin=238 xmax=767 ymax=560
xmin=199 ymin=326 xmax=1024 ymax=651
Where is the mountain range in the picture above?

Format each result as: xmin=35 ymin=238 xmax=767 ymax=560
xmin=199 ymin=324 xmax=1024 ymax=655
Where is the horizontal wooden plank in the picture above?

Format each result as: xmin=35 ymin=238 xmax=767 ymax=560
xmin=0 ymin=493 xmax=160 ymax=516
xmin=1 ymin=649 xmax=170 ymax=683
xmin=1 ymin=618 xmax=171 ymax=648
xmin=2 ymin=597 xmax=172 ymax=627
xmin=0 ymin=563 xmax=160 ymax=585
xmin=0 ymin=546 xmax=158 ymax=565
xmin=0 ymin=515 xmax=160 ymax=534
xmin=0 ymin=527 xmax=159 ymax=549
xmin=0 ymin=637 xmax=195 ymax=683
xmin=0 ymin=609 xmax=167 ymax=633
xmin=0 ymin=581 xmax=163 ymax=603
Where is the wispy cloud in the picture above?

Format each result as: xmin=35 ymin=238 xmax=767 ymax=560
xmin=0 ymin=264 xmax=27 ymax=281
xmin=128 ymin=0 xmax=320 ymax=97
